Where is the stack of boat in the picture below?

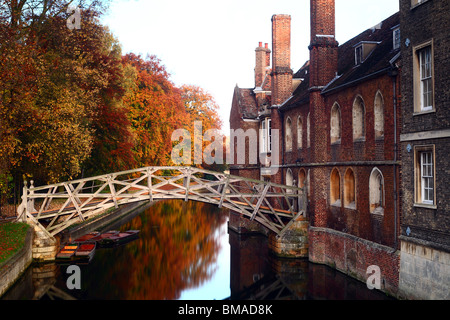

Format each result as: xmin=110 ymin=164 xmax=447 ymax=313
xmin=56 ymin=230 xmax=140 ymax=263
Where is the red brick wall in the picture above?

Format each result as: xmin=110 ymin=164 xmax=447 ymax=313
xmin=309 ymin=227 xmax=400 ymax=296
xmin=281 ymin=73 xmax=401 ymax=246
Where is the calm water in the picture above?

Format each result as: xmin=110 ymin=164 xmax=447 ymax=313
xmin=2 ymin=200 xmax=392 ymax=300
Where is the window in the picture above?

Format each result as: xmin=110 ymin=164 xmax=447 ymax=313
xmin=369 ymin=168 xmax=384 ymax=214
xmin=285 ymin=117 xmax=293 ymax=151
xmin=419 ymin=46 xmax=433 ymax=111
xmin=421 ymin=152 xmax=434 ymax=203
xmin=298 ymin=169 xmax=307 ymax=213
xmin=298 ymin=169 xmax=306 ymax=189
xmin=393 ymin=28 xmax=401 ymax=50
xmin=355 ymin=45 xmax=363 ymax=65
xmin=297 ymin=116 xmax=303 ymax=149
xmin=411 ymin=0 xmax=428 ymax=8
xmin=344 ymin=168 xmax=356 ymax=208
xmin=260 ymin=118 xmax=272 ymax=153
xmin=286 ymin=169 xmax=294 ymax=193
xmin=330 ymin=168 xmax=341 ymax=206
xmin=415 ymin=146 xmax=435 ymax=206
xmin=330 ymin=103 xmax=341 ymax=144
xmin=307 ymin=113 xmax=311 ymax=148
xmin=374 ymin=92 xmax=384 ymax=139
xmin=413 ymin=42 xmax=434 ymax=113
xmin=353 ymin=96 xmax=365 ymax=141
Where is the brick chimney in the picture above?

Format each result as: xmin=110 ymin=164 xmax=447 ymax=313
xmin=308 ymin=0 xmax=339 ymax=228
xmin=271 ymin=14 xmax=293 ymax=106
xmin=309 ymin=0 xmax=339 ymax=88
xmin=270 ymin=14 xmax=292 ymax=186
xmin=255 ymin=42 xmax=271 ymax=89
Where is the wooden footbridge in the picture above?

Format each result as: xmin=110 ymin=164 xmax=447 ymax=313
xmin=17 ymin=166 xmax=307 ymax=241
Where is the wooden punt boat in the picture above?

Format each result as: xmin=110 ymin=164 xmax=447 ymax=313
xmin=73 ymin=231 xmax=101 ymax=243
xmin=89 ymin=230 xmax=119 ymax=243
xmin=75 ymin=242 xmax=96 ymax=261
xmin=56 ymin=244 xmax=79 ymax=260
xmin=99 ymin=230 xmax=140 ymax=247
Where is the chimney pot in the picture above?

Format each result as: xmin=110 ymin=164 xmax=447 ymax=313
xmin=259 ymin=42 xmax=263 ymax=47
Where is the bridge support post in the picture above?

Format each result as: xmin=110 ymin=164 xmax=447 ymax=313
xmin=17 ymin=180 xmax=58 ymax=262
xmin=29 ymin=221 xmax=58 ymax=262
xmin=268 ymin=217 xmax=309 ymax=259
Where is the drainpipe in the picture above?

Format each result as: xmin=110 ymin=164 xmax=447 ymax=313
xmin=389 ymin=65 xmax=399 ymax=252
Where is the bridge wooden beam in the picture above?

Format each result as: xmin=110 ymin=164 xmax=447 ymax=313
xmin=23 ymin=166 xmax=306 ymax=238
xmin=251 ymin=184 xmax=270 ymax=221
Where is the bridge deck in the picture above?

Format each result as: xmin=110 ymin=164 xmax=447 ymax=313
xmin=17 ymin=167 xmax=307 ymax=238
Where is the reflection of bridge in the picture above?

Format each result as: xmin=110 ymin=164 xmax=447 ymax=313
xmin=17 ymin=167 xmax=306 ymax=241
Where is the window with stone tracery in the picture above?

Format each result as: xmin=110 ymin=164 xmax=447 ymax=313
xmin=353 ymin=96 xmax=365 ymax=141
xmin=330 ymin=103 xmax=341 ymax=144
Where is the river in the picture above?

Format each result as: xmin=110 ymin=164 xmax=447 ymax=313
xmin=1 ymin=200 xmax=392 ymax=300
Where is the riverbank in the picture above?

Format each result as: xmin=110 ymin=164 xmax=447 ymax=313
xmin=0 ymin=223 xmax=33 ymax=297
xmin=0 ymin=201 xmax=153 ymax=298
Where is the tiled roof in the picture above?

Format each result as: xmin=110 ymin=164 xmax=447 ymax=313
xmin=323 ymin=11 xmax=400 ymax=93
xmin=233 ymin=86 xmax=259 ymax=119
xmin=281 ymin=11 xmax=400 ymax=110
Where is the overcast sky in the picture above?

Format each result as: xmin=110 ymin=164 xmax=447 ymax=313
xmin=102 ymin=0 xmax=399 ymax=134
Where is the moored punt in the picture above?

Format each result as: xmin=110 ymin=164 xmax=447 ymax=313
xmin=74 ymin=231 xmax=101 ymax=243
xmin=90 ymin=230 xmax=119 ymax=243
xmin=75 ymin=242 xmax=96 ymax=261
xmin=99 ymin=230 xmax=140 ymax=247
xmin=56 ymin=244 xmax=79 ymax=260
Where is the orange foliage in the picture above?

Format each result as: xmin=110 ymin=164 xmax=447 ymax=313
xmin=86 ymin=200 xmax=227 ymax=300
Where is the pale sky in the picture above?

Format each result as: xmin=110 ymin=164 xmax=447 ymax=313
xmin=101 ymin=0 xmax=399 ymax=134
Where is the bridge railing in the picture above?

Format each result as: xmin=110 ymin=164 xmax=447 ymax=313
xmin=17 ymin=166 xmax=307 ymax=238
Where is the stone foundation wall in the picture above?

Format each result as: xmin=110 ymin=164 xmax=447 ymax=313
xmin=398 ymin=238 xmax=450 ymax=300
xmin=268 ymin=219 xmax=309 ymax=258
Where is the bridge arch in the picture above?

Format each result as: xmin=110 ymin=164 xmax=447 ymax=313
xmin=17 ymin=167 xmax=307 ymax=240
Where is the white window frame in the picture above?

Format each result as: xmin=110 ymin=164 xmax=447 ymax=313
xmin=413 ymin=41 xmax=435 ymax=114
xmin=420 ymin=151 xmax=434 ymax=204
xmin=260 ymin=118 xmax=272 ymax=154
xmin=419 ymin=46 xmax=433 ymax=111
xmin=393 ymin=27 xmax=401 ymax=50
xmin=414 ymin=145 xmax=436 ymax=208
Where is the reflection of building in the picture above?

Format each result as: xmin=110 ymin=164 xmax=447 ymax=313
xmin=230 ymin=0 xmax=402 ymax=296
xmin=398 ymin=0 xmax=450 ymax=300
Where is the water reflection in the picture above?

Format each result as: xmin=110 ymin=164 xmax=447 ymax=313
xmin=2 ymin=200 xmax=393 ymax=300
xmin=59 ymin=200 xmax=226 ymax=300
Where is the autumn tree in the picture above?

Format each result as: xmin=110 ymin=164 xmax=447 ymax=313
xmin=179 ymin=85 xmax=225 ymax=172
xmin=0 ymin=0 xmax=226 ymax=214
xmin=0 ymin=0 xmax=133 ymax=189
xmin=122 ymin=53 xmax=188 ymax=168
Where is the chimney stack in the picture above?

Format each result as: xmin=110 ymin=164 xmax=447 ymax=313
xmin=271 ymin=14 xmax=293 ymax=106
xmin=255 ymin=42 xmax=271 ymax=89
xmin=270 ymin=14 xmax=292 ymax=186
xmin=309 ymin=0 xmax=339 ymax=88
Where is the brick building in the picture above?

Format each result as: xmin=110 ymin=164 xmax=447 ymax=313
xmin=230 ymin=0 xmax=402 ymax=296
xmin=397 ymin=0 xmax=450 ymax=300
